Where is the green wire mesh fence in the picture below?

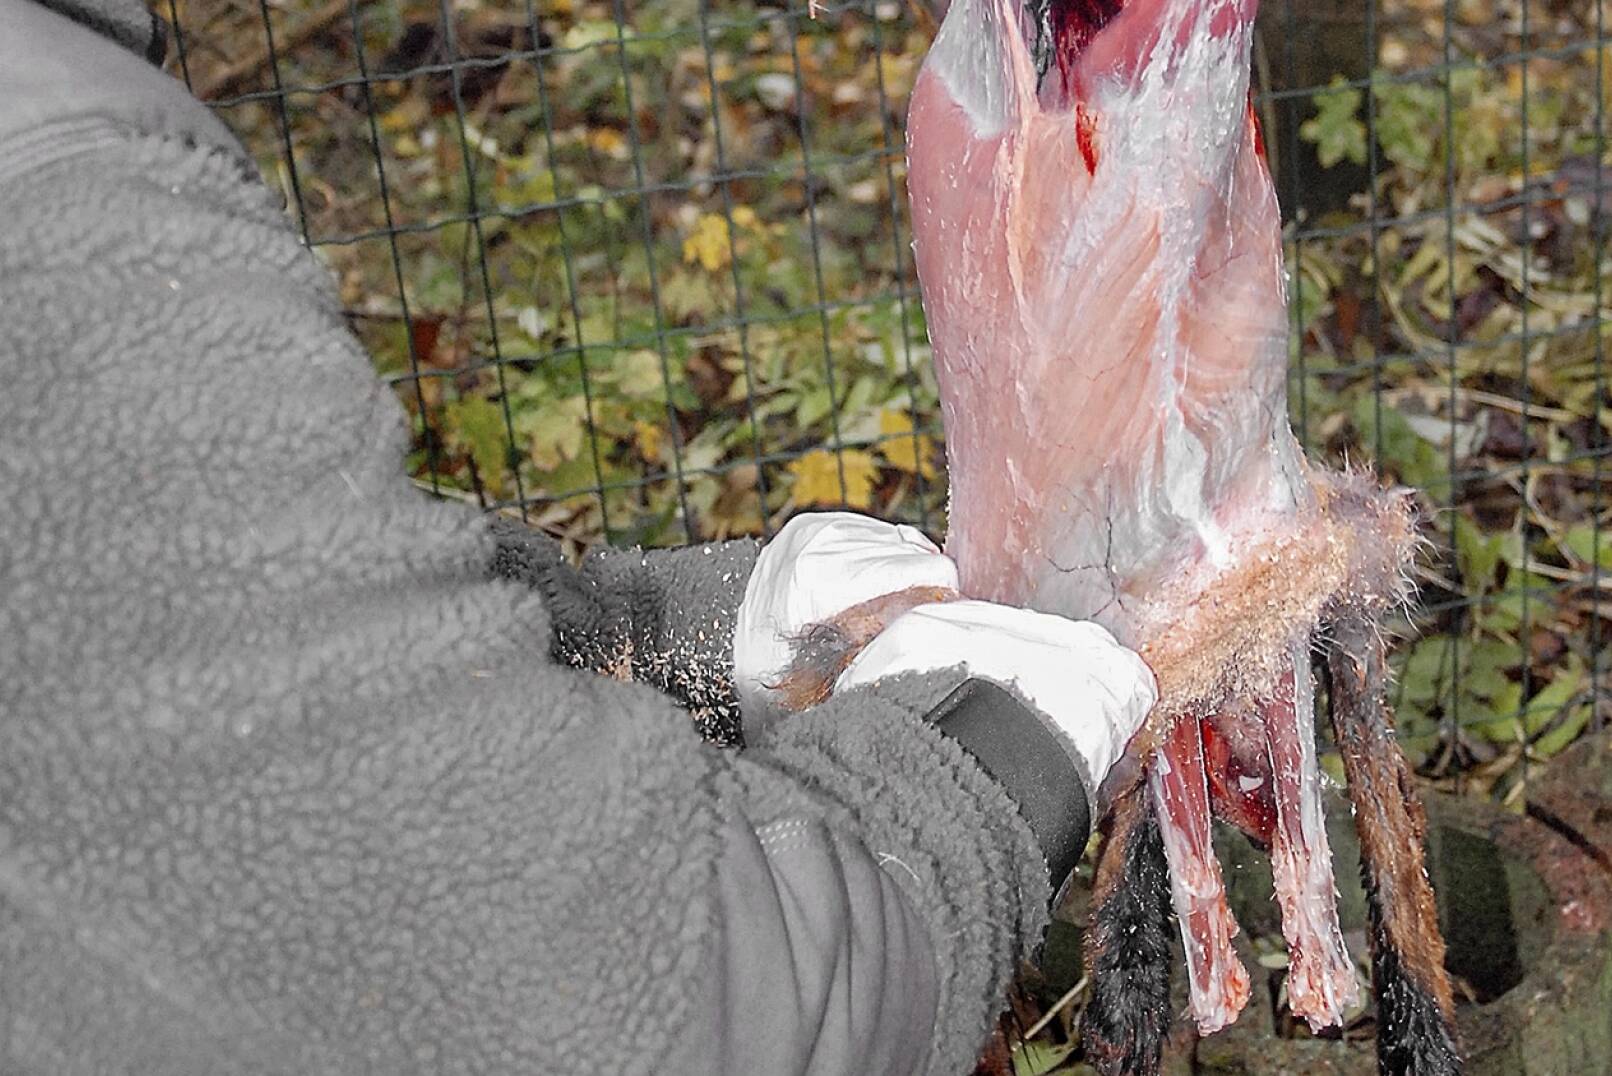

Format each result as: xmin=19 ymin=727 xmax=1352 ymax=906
xmin=164 ymin=0 xmax=1607 ymax=792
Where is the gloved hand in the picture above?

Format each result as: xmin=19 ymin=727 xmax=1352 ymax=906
xmin=733 ymin=511 xmax=961 ymax=720
xmin=837 ymin=599 xmax=1157 ymax=798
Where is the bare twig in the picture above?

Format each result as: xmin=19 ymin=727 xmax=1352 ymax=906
xmin=1021 ymin=976 xmax=1089 ymax=1042
xmin=196 ymin=0 xmax=350 ymax=101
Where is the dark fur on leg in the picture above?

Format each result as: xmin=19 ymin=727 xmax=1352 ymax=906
xmin=1325 ymin=614 xmax=1461 ymax=1076
xmin=768 ymin=584 xmax=960 ymax=710
xmin=1080 ymin=783 xmax=1173 ymax=1076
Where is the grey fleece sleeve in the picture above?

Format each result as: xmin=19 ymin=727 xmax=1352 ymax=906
xmin=1 ymin=3 xmax=1052 ymax=1074
xmin=715 ymin=676 xmax=1054 ymax=1073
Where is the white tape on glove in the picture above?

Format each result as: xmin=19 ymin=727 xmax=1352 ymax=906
xmin=734 ymin=512 xmax=959 ymax=716
xmin=835 ymin=600 xmax=1157 ymax=791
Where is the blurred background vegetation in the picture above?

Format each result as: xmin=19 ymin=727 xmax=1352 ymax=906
xmin=165 ymin=0 xmax=1609 ymax=793
xmin=163 ymin=0 xmax=1606 ymax=1066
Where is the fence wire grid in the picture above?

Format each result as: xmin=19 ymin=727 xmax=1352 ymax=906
xmin=163 ymin=0 xmax=1608 ymax=790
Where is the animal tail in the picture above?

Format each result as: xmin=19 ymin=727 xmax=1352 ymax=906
xmin=1080 ymin=781 xmax=1174 ymax=1075
xmin=1325 ymin=613 xmax=1462 ymax=1076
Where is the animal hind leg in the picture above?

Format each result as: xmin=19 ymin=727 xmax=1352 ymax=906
xmin=1148 ymin=711 xmax=1252 ymax=1034
xmin=1324 ymin=612 xmax=1461 ymax=1076
xmin=1262 ymin=642 xmax=1360 ymax=1030
xmin=1080 ymin=782 xmax=1173 ymax=1076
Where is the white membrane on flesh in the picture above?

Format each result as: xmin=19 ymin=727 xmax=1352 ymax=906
xmin=924 ymin=0 xmax=1018 ymax=136
xmin=1148 ymin=717 xmax=1251 ymax=1033
xmin=1265 ymin=640 xmax=1361 ymax=1028
xmin=1049 ymin=3 xmax=1271 ymax=574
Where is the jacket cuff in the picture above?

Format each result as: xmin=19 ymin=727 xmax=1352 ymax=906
xmin=485 ymin=518 xmax=757 ymax=746
xmin=620 ymin=538 xmax=756 ymax=746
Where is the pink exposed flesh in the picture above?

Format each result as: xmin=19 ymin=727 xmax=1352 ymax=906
xmin=1263 ymin=644 xmax=1360 ymax=1029
xmin=906 ymin=0 xmax=1358 ymax=1033
xmin=1150 ymin=711 xmax=1251 ymax=1032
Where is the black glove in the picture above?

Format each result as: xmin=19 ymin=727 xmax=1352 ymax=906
xmin=488 ymin=517 xmax=757 ymax=747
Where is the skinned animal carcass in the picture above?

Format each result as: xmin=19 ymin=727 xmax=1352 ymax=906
xmin=896 ymin=0 xmax=1461 ymax=1071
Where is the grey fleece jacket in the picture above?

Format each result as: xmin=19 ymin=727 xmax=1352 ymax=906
xmin=0 ymin=1 xmax=1060 ymax=1073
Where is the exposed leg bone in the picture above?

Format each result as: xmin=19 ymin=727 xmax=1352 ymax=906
xmin=1148 ymin=712 xmax=1250 ymax=1034
xmin=1325 ymin=613 xmax=1461 ymax=1076
xmin=1081 ymin=784 xmax=1173 ymax=1076
xmin=1263 ymin=639 xmax=1360 ymax=1030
